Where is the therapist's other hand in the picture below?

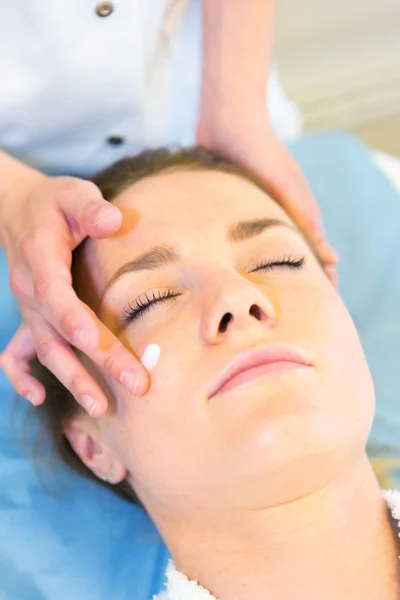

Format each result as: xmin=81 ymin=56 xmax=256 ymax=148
xmin=0 ymin=173 xmax=148 ymax=416
xmin=197 ymin=111 xmax=338 ymax=284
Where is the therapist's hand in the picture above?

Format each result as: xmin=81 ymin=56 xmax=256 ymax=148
xmin=197 ymin=108 xmax=338 ymax=284
xmin=0 ymin=172 xmax=148 ymax=416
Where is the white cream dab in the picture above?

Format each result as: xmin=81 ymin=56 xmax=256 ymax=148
xmin=141 ymin=343 xmax=161 ymax=372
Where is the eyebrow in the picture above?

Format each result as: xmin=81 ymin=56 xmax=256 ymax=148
xmin=101 ymin=245 xmax=179 ymax=297
xmin=227 ymin=218 xmax=294 ymax=242
xmin=101 ymin=218 xmax=293 ymax=298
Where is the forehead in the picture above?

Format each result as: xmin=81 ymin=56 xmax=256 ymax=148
xmin=114 ymin=168 xmax=289 ymax=235
xmin=76 ymin=169 xmax=293 ymax=300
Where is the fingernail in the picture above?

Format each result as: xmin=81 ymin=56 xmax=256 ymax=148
xmin=93 ymin=207 xmax=117 ymax=226
xmin=72 ymin=329 xmax=89 ymax=350
xmin=326 ymin=266 xmax=339 ymax=287
xmin=24 ymin=391 xmax=36 ymax=405
xmin=82 ymin=394 xmax=97 ymax=416
xmin=120 ymin=371 xmax=138 ymax=394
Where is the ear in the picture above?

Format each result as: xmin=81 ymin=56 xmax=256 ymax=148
xmin=64 ymin=421 xmax=127 ymax=485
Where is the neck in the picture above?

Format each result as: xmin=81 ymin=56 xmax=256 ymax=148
xmin=156 ymin=455 xmax=399 ymax=599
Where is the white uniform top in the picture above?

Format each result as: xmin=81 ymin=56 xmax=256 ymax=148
xmin=0 ymin=0 xmax=301 ymax=178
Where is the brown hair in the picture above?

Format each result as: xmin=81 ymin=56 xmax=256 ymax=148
xmin=29 ymin=146 xmax=290 ymax=507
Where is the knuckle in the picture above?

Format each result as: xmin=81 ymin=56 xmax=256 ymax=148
xmin=302 ymin=215 xmax=317 ymax=231
xmin=19 ymin=226 xmax=48 ymax=261
xmin=60 ymin=178 xmax=84 ymax=198
xmin=36 ymin=339 xmax=54 ymax=366
xmin=80 ymin=179 xmax=101 ymax=198
xmin=298 ymin=208 xmax=319 ymax=229
xmin=102 ymin=344 xmax=126 ymax=375
xmin=59 ymin=310 xmax=77 ymax=339
xmin=69 ymin=374 xmax=89 ymax=398
xmin=33 ymin=277 xmax=53 ymax=303
xmin=308 ymin=216 xmax=324 ymax=236
xmin=18 ymin=231 xmax=35 ymax=261
xmin=59 ymin=178 xmax=100 ymax=203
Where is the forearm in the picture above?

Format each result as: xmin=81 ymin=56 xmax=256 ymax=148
xmin=200 ymin=0 xmax=276 ymax=112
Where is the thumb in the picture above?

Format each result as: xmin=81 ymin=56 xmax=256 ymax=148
xmin=55 ymin=177 xmax=122 ymax=244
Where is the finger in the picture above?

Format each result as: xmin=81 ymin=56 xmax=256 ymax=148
xmin=23 ymin=230 xmax=101 ymax=350
xmin=28 ymin=310 xmax=109 ymax=417
xmin=53 ymin=177 xmax=122 ymax=241
xmin=0 ymin=323 xmax=46 ymax=405
xmin=266 ymin=160 xmax=339 ymax=270
xmin=325 ymin=264 xmax=339 ymax=288
xmin=87 ymin=314 xmax=150 ymax=398
xmin=24 ymin=231 xmax=148 ymax=394
xmin=30 ymin=274 xmax=148 ymax=394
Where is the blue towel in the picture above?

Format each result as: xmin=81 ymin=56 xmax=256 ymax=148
xmin=1 ymin=132 xmax=400 ymax=599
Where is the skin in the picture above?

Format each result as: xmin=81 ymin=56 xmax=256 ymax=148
xmin=66 ymin=169 xmax=398 ymax=599
xmin=0 ymin=0 xmax=337 ymax=417
xmin=199 ymin=0 xmax=337 ymax=278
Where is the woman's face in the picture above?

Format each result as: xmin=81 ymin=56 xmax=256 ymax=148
xmin=75 ymin=168 xmax=374 ymax=515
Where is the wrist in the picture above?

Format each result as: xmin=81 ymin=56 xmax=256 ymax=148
xmin=0 ymin=152 xmax=43 ymax=208
xmin=0 ymin=154 xmax=46 ymax=248
xmin=197 ymin=98 xmax=271 ymax=148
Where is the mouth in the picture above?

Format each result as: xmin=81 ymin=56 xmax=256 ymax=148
xmin=208 ymin=346 xmax=313 ymax=399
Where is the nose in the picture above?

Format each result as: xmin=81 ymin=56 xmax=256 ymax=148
xmin=201 ymin=278 xmax=277 ymax=345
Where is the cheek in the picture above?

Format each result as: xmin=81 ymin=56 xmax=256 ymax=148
xmin=101 ymin=339 xmax=198 ymax=486
xmin=274 ymin=274 xmax=373 ymax=398
xmin=289 ymin=278 xmax=374 ymax=416
xmin=271 ymin=269 xmax=344 ymax=342
xmin=104 ymin=391 xmax=172 ymax=477
xmin=105 ymin=390 xmax=206 ymax=506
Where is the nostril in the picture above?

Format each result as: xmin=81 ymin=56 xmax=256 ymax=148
xmin=249 ymin=304 xmax=265 ymax=321
xmin=219 ymin=312 xmax=233 ymax=334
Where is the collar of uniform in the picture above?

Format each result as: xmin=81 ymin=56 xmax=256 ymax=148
xmin=154 ymin=489 xmax=400 ymax=600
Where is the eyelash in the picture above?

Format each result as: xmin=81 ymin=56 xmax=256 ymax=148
xmin=122 ymin=289 xmax=179 ymax=323
xmin=251 ymin=255 xmax=306 ymax=272
xmin=122 ymin=255 xmax=305 ymax=323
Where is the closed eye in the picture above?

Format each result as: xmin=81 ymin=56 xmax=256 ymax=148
xmin=250 ymin=255 xmax=306 ymax=273
xmin=122 ymin=289 xmax=181 ymax=323
xmin=121 ymin=256 xmax=305 ymax=323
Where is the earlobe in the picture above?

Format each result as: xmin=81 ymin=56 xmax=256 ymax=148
xmin=64 ymin=424 xmax=127 ymax=485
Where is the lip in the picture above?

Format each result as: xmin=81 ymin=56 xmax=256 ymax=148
xmin=208 ymin=346 xmax=313 ymax=399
